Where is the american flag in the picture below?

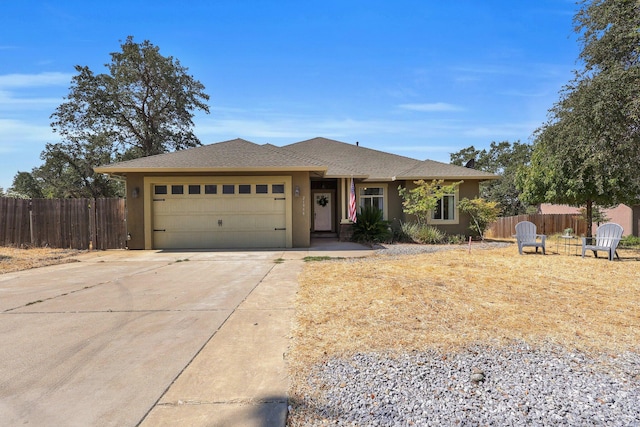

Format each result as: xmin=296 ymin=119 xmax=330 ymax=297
xmin=348 ymin=177 xmax=357 ymax=223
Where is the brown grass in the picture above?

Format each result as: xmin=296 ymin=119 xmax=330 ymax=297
xmin=289 ymin=246 xmax=640 ymax=375
xmin=0 ymin=247 xmax=84 ymax=274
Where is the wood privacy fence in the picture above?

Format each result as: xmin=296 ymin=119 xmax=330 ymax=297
xmin=486 ymin=214 xmax=588 ymax=239
xmin=0 ymin=197 xmax=126 ymax=250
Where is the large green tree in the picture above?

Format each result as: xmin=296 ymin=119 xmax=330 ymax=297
xmin=451 ymin=141 xmax=532 ymax=216
xmin=20 ymin=36 xmax=210 ymax=198
xmin=8 ymin=172 xmax=44 ymax=199
xmin=517 ymin=0 xmax=640 ymax=236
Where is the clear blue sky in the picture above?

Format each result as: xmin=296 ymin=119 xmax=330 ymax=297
xmin=1 ymin=0 xmax=580 ymax=190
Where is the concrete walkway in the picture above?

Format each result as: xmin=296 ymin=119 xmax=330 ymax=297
xmin=139 ymin=239 xmax=372 ymax=427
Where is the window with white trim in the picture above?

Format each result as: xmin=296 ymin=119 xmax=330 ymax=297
xmin=430 ymin=188 xmax=459 ymax=224
xmin=356 ymin=184 xmax=388 ymax=219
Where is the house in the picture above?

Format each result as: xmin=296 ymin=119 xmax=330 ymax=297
xmin=538 ymin=203 xmax=635 ymax=236
xmin=94 ymin=137 xmax=498 ymax=249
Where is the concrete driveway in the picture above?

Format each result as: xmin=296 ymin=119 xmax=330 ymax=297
xmin=0 ymin=242 xmax=371 ymax=426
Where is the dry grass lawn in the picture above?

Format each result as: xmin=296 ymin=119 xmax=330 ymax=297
xmin=0 ymin=246 xmax=84 ymax=274
xmin=289 ymin=245 xmax=640 ymax=377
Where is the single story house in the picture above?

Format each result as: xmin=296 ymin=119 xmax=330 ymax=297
xmin=95 ymin=137 xmax=498 ymax=249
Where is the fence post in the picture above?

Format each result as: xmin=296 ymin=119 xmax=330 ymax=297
xmin=29 ymin=200 xmax=34 ymax=245
xmin=88 ymin=198 xmax=96 ymax=251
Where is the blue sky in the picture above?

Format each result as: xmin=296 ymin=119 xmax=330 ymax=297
xmin=0 ymin=1 xmax=580 ymax=190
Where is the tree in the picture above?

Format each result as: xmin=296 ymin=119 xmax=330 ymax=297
xmin=516 ymin=0 xmax=640 ymax=236
xmin=40 ymin=36 xmax=210 ymax=197
xmin=9 ymin=172 xmax=44 ymax=199
xmin=458 ymin=197 xmax=500 ymax=240
xmin=35 ymin=134 xmax=124 ymax=198
xmin=451 ymin=141 xmax=532 ymax=216
xmin=398 ymin=180 xmax=462 ymax=225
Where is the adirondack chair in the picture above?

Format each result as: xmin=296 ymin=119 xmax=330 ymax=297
xmin=582 ymin=223 xmax=623 ymax=261
xmin=515 ymin=221 xmax=546 ymax=255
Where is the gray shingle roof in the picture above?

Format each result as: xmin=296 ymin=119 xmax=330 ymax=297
xmin=95 ymin=138 xmax=327 ymax=173
xmin=280 ymin=137 xmax=497 ymax=181
xmin=95 ymin=136 xmax=498 ymax=181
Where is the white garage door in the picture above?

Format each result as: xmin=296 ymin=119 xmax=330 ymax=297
xmin=152 ymin=181 xmax=288 ymax=249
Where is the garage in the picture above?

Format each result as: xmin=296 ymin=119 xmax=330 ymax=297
xmin=148 ymin=177 xmax=291 ymax=249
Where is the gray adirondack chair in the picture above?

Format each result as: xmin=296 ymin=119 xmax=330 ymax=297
xmin=582 ymin=223 xmax=623 ymax=261
xmin=515 ymin=221 xmax=546 ymax=255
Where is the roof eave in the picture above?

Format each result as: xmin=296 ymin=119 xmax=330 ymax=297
xmin=396 ymin=175 xmax=500 ymax=181
xmin=322 ymin=173 xmax=370 ymax=179
xmin=94 ymin=166 xmax=328 ymax=175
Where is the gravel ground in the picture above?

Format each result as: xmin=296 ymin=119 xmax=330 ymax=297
xmin=288 ymin=343 xmax=640 ymax=426
xmin=372 ymin=241 xmax=513 ymax=257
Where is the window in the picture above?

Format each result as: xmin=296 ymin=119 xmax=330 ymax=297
xmin=272 ymin=184 xmax=285 ymax=194
xmin=171 ymin=185 xmax=183 ymax=195
xmin=204 ymin=184 xmax=217 ymax=194
xmin=222 ymin=184 xmax=235 ymax=194
xmin=188 ymin=185 xmax=201 ymax=195
xmin=356 ymin=184 xmax=388 ymax=219
xmin=433 ymin=194 xmax=455 ymax=220
xmin=239 ymin=184 xmax=251 ymax=194
xmin=359 ymin=187 xmax=384 ymax=211
xmin=154 ymin=185 xmax=167 ymax=195
xmin=256 ymin=184 xmax=268 ymax=194
xmin=429 ymin=186 xmax=459 ymax=224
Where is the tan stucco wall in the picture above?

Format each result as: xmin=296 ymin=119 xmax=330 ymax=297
xmin=387 ymin=182 xmax=404 ymax=227
xmin=290 ymin=172 xmax=311 ymax=247
xmin=124 ymin=171 xmax=311 ymax=249
xmin=125 ymin=173 xmax=145 ymax=250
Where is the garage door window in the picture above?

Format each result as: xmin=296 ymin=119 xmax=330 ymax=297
xmin=222 ymin=184 xmax=235 ymax=194
xmin=256 ymin=184 xmax=268 ymax=194
xmin=155 ymin=185 xmax=167 ymax=195
xmin=204 ymin=185 xmax=217 ymax=194
xmin=188 ymin=185 xmax=201 ymax=195
xmin=272 ymin=184 xmax=285 ymax=194
xmin=239 ymin=184 xmax=251 ymax=194
xmin=172 ymin=185 xmax=184 ymax=195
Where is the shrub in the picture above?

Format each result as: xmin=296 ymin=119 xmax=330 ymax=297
xmin=395 ymin=221 xmax=419 ymax=243
xmin=397 ymin=221 xmax=465 ymax=245
xmin=446 ymin=234 xmax=467 ymax=244
xmin=620 ymin=235 xmax=640 ymax=248
xmin=458 ymin=197 xmax=500 ymax=240
xmin=416 ymin=225 xmax=446 ymax=244
xmin=351 ymin=206 xmax=391 ymax=243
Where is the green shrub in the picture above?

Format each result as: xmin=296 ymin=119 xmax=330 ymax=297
xmin=397 ymin=221 xmax=467 ymax=245
xmin=458 ymin=197 xmax=500 ymax=240
xmin=395 ymin=221 xmax=419 ymax=243
xmin=351 ymin=206 xmax=391 ymax=243
xmin=416 ymin=225 xmax=446 ymax=244
xmin=446 ymin=234 xmax=467 ymax=245
xmin=620 ymin=235 xmax=640 ymax=248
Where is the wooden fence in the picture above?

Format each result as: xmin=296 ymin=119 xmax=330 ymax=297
xmin=0 ymin=197 xmax=126 ymax=250
xmin=485 ymin=214 xmax=588 ymax=239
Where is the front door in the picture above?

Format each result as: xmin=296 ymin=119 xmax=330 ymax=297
xmin=313 ymin=192 xmax=333 ymax=231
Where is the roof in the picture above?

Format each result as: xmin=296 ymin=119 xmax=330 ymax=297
xmin=280 ymin=137 xmax=498 ymax=181
xmin=95 ymin=136 xmax=498 ymax=181
xmin=94 ymin=138 xmax=327 ymax=175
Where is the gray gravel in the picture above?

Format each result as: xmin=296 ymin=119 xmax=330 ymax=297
xmin=288 ymin=343 xmax=640 ymax=426
xmin=373 ymin=241 xmax=512 ymax=257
